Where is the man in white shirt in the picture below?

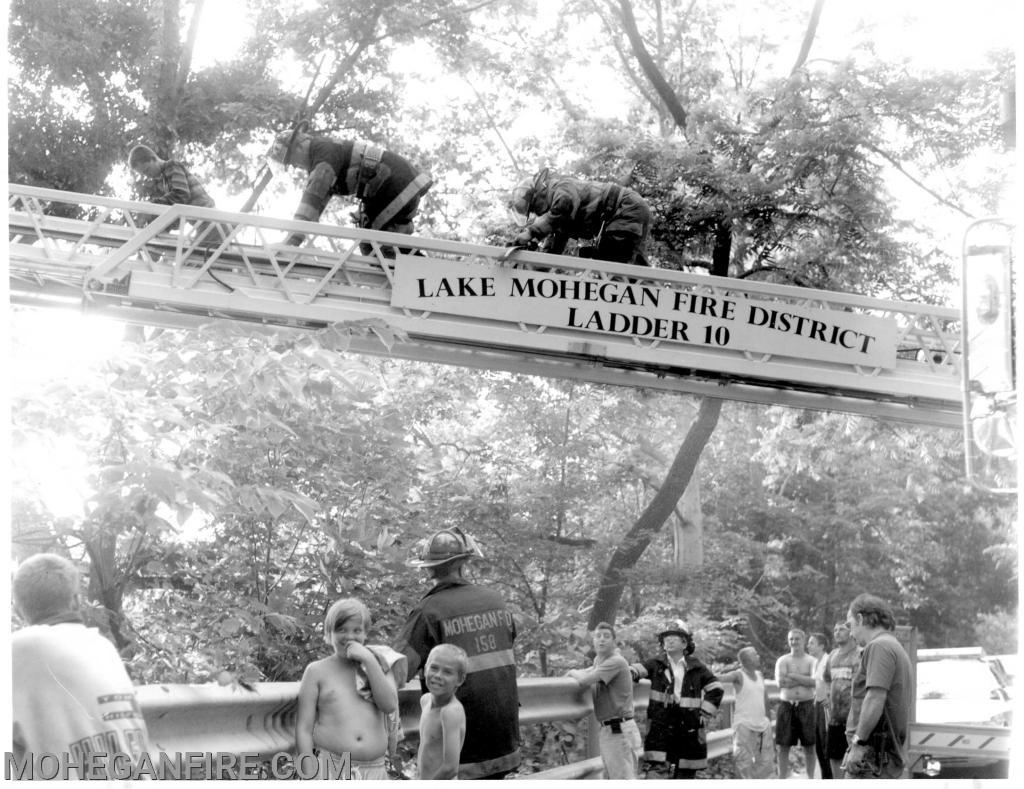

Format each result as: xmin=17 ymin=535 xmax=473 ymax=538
xmin=719 ymin=647 xmax=774 ymax=778
xmin=11 ymin=554 xmax=151 ymax=778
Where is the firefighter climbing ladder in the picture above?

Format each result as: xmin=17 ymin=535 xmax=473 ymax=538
xmin=8 ymin=184 xmax=964 ymax=427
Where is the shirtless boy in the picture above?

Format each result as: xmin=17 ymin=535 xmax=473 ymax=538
xmin=418 ymin=644 xmax=468 ymax=779
xmin=775 ymin=628 xmax=817 ymax=778
xmin=295 ymin=598 xmax=400 ymax=780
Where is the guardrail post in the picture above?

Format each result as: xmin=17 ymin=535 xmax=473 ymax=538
xmin=583 ymin=709 xmax=600 ymax=762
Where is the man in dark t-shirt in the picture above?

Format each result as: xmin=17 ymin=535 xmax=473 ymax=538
xmin=844 ymin=594 xmax=913 ymax=779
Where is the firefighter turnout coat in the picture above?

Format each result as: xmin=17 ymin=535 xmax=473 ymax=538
xmin=394 ymin=579 xmax=521 ymax=778
xmin=522 ymin=176 xmax=651 ymax=259
xmin=295 ymin=137 xmax=432 ymax=233
xmin=634 ymin=653 xmax=725 ymax=771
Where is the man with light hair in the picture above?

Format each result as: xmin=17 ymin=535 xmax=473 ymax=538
xmin=12 ymin=553 xmax=151 ymax=776
xmin=775 ymin=628 xmax=817 ymax=778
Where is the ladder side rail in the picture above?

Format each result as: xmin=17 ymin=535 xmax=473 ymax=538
xmin=9 ymin=182 xmax=963 ymax=320
xmin=119 ymin=269 xmax=963 ymax=403
xmin=35 ymin=283 xmax=962 ymax=427
xmin=85 ymin=204 xmax=195 ymax=281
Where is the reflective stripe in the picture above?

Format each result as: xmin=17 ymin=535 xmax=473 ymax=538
xmin=465 ymin=648 xmax=515 ymax=674
xmin=370 ymin=172 xmax=432 ymax=230
xmin=649 ymin=690 xmax=672 ymax=703
xmin=700 ymin=700 xmax=718 ymax=715
xmin=678 ymin=697 xmax=702 ymax=708
xmin=677 ymin=757 xmax=709 ymax=769
xmin=704 ymin=681 xmax=725 ymax=693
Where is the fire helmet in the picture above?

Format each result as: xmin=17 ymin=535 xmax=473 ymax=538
xmin=266 ymin=123 xmax=311 ymax=170
xmin=408 ymin=528 xmax=483 ymax=568
xmin=509 ymin=168 xmax=551 ymax=226
xmin=658 ymin=619 xmax=695 ymax=653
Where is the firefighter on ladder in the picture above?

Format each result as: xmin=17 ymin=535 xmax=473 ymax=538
xmin=128 ymin=143 xmax=224 ymax=245
xmin=630 ymin=621 xmax=725 ymax=778
xmin=510 ymin=168 xmax=652 ymax=265
xmin=265 ymin=128 xmax=432 ymax=252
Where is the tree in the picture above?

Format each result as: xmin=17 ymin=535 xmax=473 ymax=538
xmin=581 ymin=0 xmax=1012 ymax=627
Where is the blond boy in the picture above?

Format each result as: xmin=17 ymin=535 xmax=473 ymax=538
xmin=295 ymin=598 xmax=400 ymax=780
xmin=418 ymin=644 xmax=468 ymax=779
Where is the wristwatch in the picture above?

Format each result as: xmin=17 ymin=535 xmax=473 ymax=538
xmin=854 ymin=737 xmax=870 ymax=746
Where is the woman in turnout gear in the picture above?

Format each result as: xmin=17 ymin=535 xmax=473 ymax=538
xmin=266 ymin=128 xmax=432 ymax=249
xmin=510 ymin=168 xmax=652 ymax=266
xmin=630 ymin=621 xmax=725 ymax=778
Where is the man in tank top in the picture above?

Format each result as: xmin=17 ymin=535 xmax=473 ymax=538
xmin=719 ymin=647 xmax=774 ymax=778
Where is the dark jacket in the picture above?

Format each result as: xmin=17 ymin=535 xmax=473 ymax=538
xmin=524 ymin=176 xmax=651 ymax=253
xmin=394 ymin=579 xmax=520 ymax=778
xmin=635 ymin=653 xmax=724 ymax=769
xmin=296 ymin=137 xmax=432 ymax=231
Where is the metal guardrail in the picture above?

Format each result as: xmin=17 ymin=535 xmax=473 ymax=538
xmin=137 ymin=676 xmax=1010 ymax=778
xmin=136 ymin=676 xmax=757 ymax=778
xmin=138 ymin=677 xmax=647 ymax=759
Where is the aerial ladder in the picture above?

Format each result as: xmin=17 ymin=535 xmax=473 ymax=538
xmin=8 ymin=184 xmax=967 ymax=428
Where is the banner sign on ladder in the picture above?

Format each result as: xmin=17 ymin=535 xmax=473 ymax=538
xmin=392 ymin=257 xmax=899 ymax=369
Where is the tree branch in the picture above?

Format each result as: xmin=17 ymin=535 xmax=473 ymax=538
xmin=865 ymin=142 xmax=973 ymax=217
xmin=790 ymin=0 xmax=825 ymax=76
xmin=611 ymin=0 xmax=689 ymax=130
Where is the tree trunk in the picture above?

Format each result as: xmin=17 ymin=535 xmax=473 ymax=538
xmin=585 ymin=0 xmax=818 ymax=629
xmin=587 ymin=396 xmax=722 ymax=628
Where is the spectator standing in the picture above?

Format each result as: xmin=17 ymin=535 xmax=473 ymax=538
xmin=718 ymin=647 xmax=775 ymax=779
xmin=775 ymin=628 xmax=818 ymax=778
xmin=393 ymin=528 xmax=521 ymax=779
xmin=630 ymin=620 xmax=725 ymax=778
xmin=417 ymin=644 xmax=468 ymax=780
xmin=510 ymin=169 xmax=652 ymax=265
xmin=824 ymin=621 xmax=860 ymax=777
xmin=11 ymin=554 xmax=151 ymax=776
xmin=843 ymin=594 xmax=913 ymax=779
xmin=807 ymin=632 xmax=833 ymax=778
xmin=294 ymin=597 xmax=401 ymax=780
xmin=566 ymin=622 xmax=643 ymax=779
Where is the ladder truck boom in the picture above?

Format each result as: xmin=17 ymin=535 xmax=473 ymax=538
xmin=8 ymin=184 xmax=964 ymax=427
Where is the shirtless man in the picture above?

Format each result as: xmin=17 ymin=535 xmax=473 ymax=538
xmin=295 ymin=598 xmax=399 ymax=780
xmin=775 ymin=628 xmax=817 ymax=778
xmin=418 ymin=644 xmax=468 ymax=779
